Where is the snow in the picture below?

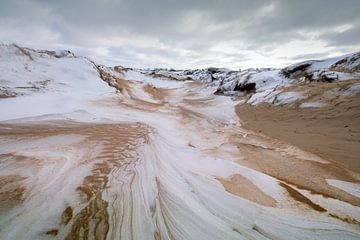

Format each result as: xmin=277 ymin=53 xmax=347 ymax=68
xmin=247 ymin=89 xmax=280 ymax=105
xmin=272 ymin=91 xmax=305 ymax=105
xmin=0 ymin=134 xmax=103 ymax=240
xmin=247 ymin=91 xmax=305 ymax=106
xmin=299 ymin=102 xmax=324 ymax=108
xmin=115 ymin=51 xmax=360 ymax=107
xmin=326 ymin=179 xmax=360 ymax=198
xmin=215 ymin=69 xmax=288 ymax=94
xmin=123 ymin=69 xmax=184 ymax=89
xmin=0 ymin=44 xmax=115 ymax=121
xmin=309 ymin=56 xmax=347 ymax=71
xmin=343 ymin=83 xmax=360 ymax=96
xmin=284 ymin=53 xmax=355 ymax=73
xmin=282 ymin=52 xmax=360 ymax=82
xmin=246 ymin=69 xmax=287 ymax=92
xmin=1 ymin=44 xmax=360 ymax=239
xmin=330 ymin=52 xmax=360 ymax=72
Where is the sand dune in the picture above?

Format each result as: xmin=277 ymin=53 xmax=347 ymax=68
xmin=0 ymin=45 xmax=359 ymax=239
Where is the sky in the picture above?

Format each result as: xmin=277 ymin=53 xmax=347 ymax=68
xmin=0 ymin=0 xmax=359 ymax=69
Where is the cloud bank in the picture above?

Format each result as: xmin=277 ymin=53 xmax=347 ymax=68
xmin=1 ymin=0 xmax=359 ymax=69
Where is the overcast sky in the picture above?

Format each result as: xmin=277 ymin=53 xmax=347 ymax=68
xmin=0 ymin=0 xmax=359 ymax=69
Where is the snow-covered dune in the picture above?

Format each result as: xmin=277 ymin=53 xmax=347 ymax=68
xmin=1 ymin=44 xmax=359 ymax=240
xmin=281 ymin=52 xmax=360 ymax=81
xmin=137 ymin=52 xmax=360 ymax=106
xmin=0 ymin=44 xmax=116 ymax=121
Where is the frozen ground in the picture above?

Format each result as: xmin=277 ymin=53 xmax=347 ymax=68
xmin=0 ymin=44 xmax=359 ymax=239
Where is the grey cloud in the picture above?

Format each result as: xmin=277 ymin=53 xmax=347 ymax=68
xmin=290 ymin=52 xmax=331 ymax=61
xmin=0 ymin=0 xmax=360 ymax=68
xmin=322 ymin=25 xmax=360 ymax=46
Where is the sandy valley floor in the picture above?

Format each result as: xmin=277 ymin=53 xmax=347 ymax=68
xmin=0 ymin=76 xmax=359 ymax=240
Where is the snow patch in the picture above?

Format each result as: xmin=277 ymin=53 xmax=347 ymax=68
xmin=123 ymin=70 xmax=184 ymax=89
xmin=273 ymin=92 xmax=305 ymax=105
xmin=343 ymin=83 xmax=360 ymax=96
xmin=326 ymin=179 xmax=360 ymax=198
xmin=299 ymin=102 xmax=324 ymax=108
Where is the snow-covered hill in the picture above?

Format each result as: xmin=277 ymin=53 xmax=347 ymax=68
xmin=134 ymin=52 xmax=360 ymax=105
xmin=281 ymin=52 xmax=360 ymax=81
xmin=0 ymin=44 xmax=117 ymax=121
xmin=1 ymin=43 xmax=359 ymax=113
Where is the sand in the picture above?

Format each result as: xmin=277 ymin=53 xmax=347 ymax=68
xmin=0 ymin=122 xmax=149 ymax=239
xmin=234 ymin=80 xmax=360 ymax=211
xmin=1 ymin=73 xmax=360 ymax=239
xmin=216 ymin=174 xmax=277 ymax=207
xmin=236 ymin=81 xmax=360 ymax=172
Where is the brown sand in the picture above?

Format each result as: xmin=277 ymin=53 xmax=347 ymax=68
xmin=216 ymin=174 xmax=277 ymax=207
xmin=279 ymin=182 xmax=326 ymax=212
xmin=0 ymin=175 xmax=27 ymax=211
xmin=234 ymin=81 xmax=360 ymax=207
xmin=233 ymin=141 xmax=360 ymax=207
xmin=142 ymin=84 xmax=169 ymax=103
xmin=236 ymin=84 xmax=360 ymax=172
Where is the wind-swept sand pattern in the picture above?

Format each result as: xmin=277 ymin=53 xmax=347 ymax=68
xmin=0 ymin=67 xmax=360 ymax=239
xmin=0 ymin=123 xmax=150 ymax=239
